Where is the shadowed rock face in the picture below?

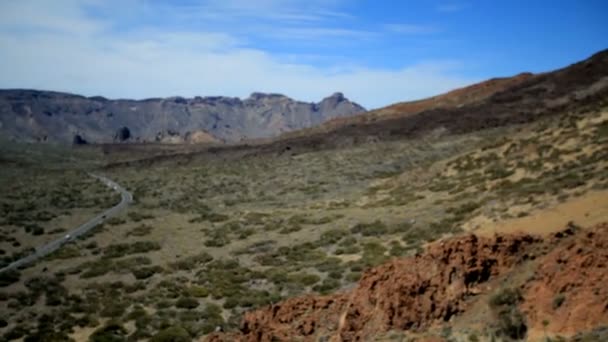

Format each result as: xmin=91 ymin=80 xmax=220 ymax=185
xmin=0 ymin=91 xmax=365 ymax=144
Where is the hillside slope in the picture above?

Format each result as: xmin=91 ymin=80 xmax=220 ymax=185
xmin=263 ymin=49 xmax=608 ymax=153
xmin=0 ymin=91 xmax=364 ymax=144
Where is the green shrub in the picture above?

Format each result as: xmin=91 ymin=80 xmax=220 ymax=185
xmin=279 ymin=224 xmax=302 ymax=234
xmin=175 ymin=297 xmax=199 ymax=310
xmin=351 ymin=220 xmax=388 ymax=236
xmin=103 ymin=241 xmax=161 ymax=258
xmin=169 ymin=252 xmax=213 ymax=271
xmin=0 ymin=270 xmax=20 ymax=287
xmin=204 ymin=233 xmax=230 ymax=247
xmin=89 ymin=321 xmax=128 ymax=342
xmin=313 ymin=278 xmax=341 ymax=294
xmin=132 ymin=266 xmax=163 ymax=280
xmin=128 ymin=211 xmax=154 ymax=222
xmin=187 ymin=286 xmax=209 ymax=298
xmin=106 ymin=217 xmax=126 ymax=226
xmin=288 ymin=273 xmax=320 ymax=286
xmin=150 ymin=326 xmax=191 ymax=342
xmin=489 ymin=287 xmax=527 ymax=340
xmin=48 ymin=245 xmax=81 ymax=259
xmin=489 ymin=288 xmax=522 ymax=308
xmin=126 ymin=224 xmax=153 ymax=237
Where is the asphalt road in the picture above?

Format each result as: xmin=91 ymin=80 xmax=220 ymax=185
xmin=0 ymin=173 xmax=133 ymax=274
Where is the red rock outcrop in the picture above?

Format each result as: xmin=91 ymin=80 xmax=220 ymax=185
xmin=207 ymin=224 xmax=608 ymax=341
xmin=207 ymin=233 xmax=542 ymax=341
xmin=522 ymin=223 xmax=608 ymax=336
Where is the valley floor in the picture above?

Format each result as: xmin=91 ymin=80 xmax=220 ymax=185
xmin=0 ymin=105 xmax=607 ymax=341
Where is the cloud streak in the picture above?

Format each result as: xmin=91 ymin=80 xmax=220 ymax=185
xmin=0 ymin=0 xmax=475 ymax=109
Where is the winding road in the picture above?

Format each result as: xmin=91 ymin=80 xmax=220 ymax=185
xmin=0 ymin=173 xmax=133 ymax=274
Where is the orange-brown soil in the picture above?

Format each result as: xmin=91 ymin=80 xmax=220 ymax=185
xmin=522 ymin=223 xmax=608 ymax=338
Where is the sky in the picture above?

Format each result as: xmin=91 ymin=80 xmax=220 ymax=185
xmin=0 ymin=1 xmax=607 ymax=109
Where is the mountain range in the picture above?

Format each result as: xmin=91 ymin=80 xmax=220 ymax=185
xmin=0 ymin=91 xmax=365 ymax=144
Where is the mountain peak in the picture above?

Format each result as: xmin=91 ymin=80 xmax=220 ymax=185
xmin=248 ymin=92 xmax=288 ymax=101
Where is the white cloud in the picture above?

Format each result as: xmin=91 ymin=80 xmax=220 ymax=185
xmin=0 ymin=1 xmax=476 ymax=109
xmin=0 ymin=0 xmax=105 ymax=35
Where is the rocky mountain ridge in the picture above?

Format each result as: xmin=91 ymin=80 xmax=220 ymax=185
xmin=0 ymin=90 xmax=365 ymax=144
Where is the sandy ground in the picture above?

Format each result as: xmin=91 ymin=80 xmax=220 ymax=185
xmin=472 ymin=190 xmax=608 ymax=236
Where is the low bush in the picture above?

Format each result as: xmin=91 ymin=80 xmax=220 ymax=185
xmin=132 ymin=266 xmax=163 ymax=280
xmin=89 ymin=321 xmax=128 ymax=342
xmin=103 ymin=241 xmax=161 ymax=258
xmin=150 ymin=326 xmax=190 ymax=342
xmin=489 ymin=287 xmax=527 ymax=340
xmin=175 ymin=297 xmax=199 ymax=310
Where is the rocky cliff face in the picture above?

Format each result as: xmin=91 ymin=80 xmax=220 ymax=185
xmin=0 ymin=91 xmax=365 ymax=144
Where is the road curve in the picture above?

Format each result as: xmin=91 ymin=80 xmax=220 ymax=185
xmin=0 ymin=173 xmax=133 ymax=274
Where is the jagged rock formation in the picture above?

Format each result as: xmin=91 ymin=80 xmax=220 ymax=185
xmin=0 ymin=91 xmax=365 ymax=144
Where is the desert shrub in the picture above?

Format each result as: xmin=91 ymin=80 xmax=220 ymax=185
xmin=389 ymin=241 xmax=410 ymax=257
xmin=360 ymin=241 xmax=388 ymax=267
xmin=489 ymin=287 xmax=527 ymax=340
xmin=313 ymin=278 xmax=341 ymax=294
xmin=48 ymin=245 xmax=81 ymax=259
xmin=279 ymin=224 xmax=302 ymax=234
xmin=132 ymin=266 xmax=163 ymax=280
xmin=204 ymin=233 xmax=230 ymax=247
xmin=0 ymin=270 xmax=20 ymax=287
xmin=150 ymin=326 xmax=190 ymax=342
xmin=175 ymin=297 xmax=199 ymax=310
xmin=169 ymin=252 xmax=213 ymax=271
xmin=489 ymin=288 xmax=522 ymax=308
xmin=80 ymin=259 xmax=115 ymax=278
xmin=24 ymin=329 xmax=72 ymax=342
xmin=447 ymin=201 xmax=480 ymax=217
xmin=288 ymin=272 xmax=320 ymax=286
xmin=189 ymin=209 xmax=229 ymax=223
xmin=3 ymin=325 xmax=29 ymax=340
xmin=106 ymin=217 xmax=126 ymax=226
xmin=126 ymin=224 xmax=153 ymax=237
xmin=89 ymin=321 xmax=128 ymax=342
xmin=128 ymin=211 xmax=154 ymax=222
xmin=317 ymin=229 xmax=345 ymax=246
xmin=351 ymin=220 xmax=388 ymax=236
xmin=315 ymin=257 xmax=344 ymax=273
xmin=100 ymin=299 xmax=129 ymax=318
xmin=76 ymin=315 xmax=99 ymax=328
xmin=345 ymin=272 xmax=361 ymax=282
xmin=242 ymin=212 xmax=271 ymax=225
xmin=103 ymin=241 xmax=161 ymax=258
xmin=187 ymin=286 xmax=209 ymax=298
xmin=223 ymin=296 xmax=239 ymax=309
xmin=85 ymin=241 xmax=99 ymax=249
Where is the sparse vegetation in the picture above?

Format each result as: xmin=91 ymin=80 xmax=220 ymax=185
xmin=489 ymin=288 xmax=527 ymax=340
xmin=1 ymin=100 xmax=607 ymax=340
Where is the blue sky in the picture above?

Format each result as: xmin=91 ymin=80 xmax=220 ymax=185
xmin=0 ymin=1 xmax=606 ymax=109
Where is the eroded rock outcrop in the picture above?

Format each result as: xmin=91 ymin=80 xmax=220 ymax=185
xmin=207 ymin=233 xmax=543 ymax=342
